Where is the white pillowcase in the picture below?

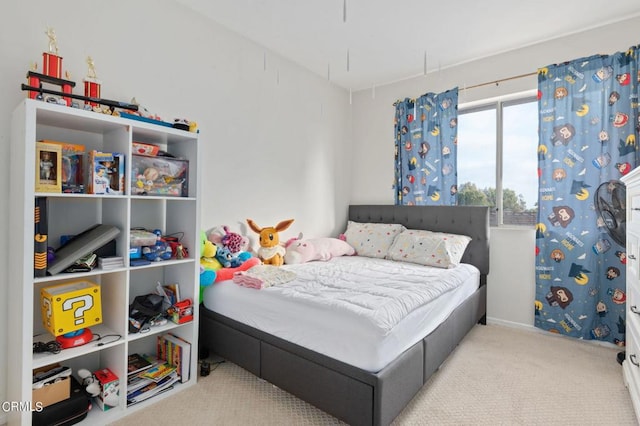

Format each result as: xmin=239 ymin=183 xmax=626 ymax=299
xmin=386 ymin=229 xmax=472 ymax=268
xmin=343 ymin=221 xmax=406 ymax=259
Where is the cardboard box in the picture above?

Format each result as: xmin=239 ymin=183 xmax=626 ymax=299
xmin=41 ymin=280 xmax=102 ymax=336
xmin=131 ymin=154 xmax=188 ymax=197
xmin=132 ymin=141 xmax=160 ymax=156
xmin=32 ymin=364 xmax=70 ymax=408
xmin=88 ymin=150 xmax=125 ymax=195
xmin=93 ymin=368 xmax=119 ymax=411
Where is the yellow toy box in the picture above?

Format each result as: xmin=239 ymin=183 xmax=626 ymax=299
xmin=41 ymin=280 xmax=102 ymax=336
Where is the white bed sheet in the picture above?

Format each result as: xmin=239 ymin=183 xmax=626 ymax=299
xmin=203 ymin=256 xmax=480 ymax=372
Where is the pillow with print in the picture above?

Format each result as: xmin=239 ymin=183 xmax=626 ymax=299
xmin=343 ymin=221 xmax=406 ymax=259
xmin=386 ymin=229 xmax=471 ymax=268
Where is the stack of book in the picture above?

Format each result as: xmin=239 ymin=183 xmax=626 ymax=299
xmin=157 ymin=333 xmax=191 ymax=383
xmin=98 ymin=256 xmax=124 ymax=270
xmin=126 ymin=353 xmax=178 ymax=406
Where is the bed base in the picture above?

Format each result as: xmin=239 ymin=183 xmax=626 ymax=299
xmin=199 ymin=205 xmax=489 ymax=425
xmin=200 ymin=284 xmax=485 ymax=425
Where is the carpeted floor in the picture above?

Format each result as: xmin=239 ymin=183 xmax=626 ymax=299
xmin=111 ymin=324 xmax=637 ymax=425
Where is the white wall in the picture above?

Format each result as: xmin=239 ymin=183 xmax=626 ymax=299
xmin=350 ymin=16 xmax=640 ymax=327
xmin=0 ymin=0 xmax=351 ymax=414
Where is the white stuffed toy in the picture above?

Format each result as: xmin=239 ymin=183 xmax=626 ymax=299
xmin=284 ymin=233 xmax=355 ymax=264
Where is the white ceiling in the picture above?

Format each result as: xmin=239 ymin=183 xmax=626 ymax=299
xmin=175 ymin=0 xmax=640 ymax=91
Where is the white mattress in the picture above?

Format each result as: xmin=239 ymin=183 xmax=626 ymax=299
xmin=203 ymin=256 xmax=480 ymax=372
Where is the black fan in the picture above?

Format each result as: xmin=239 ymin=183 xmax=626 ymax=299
xmin=594 ymin=180 xmax=626 ymax=246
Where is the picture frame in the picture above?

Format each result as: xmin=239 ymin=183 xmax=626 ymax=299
xmin=35 ymin=141 xmax=62 ymax=193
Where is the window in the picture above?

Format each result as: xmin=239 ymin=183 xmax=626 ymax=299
xmin=457 ymin=94 xmax=538 ymax=226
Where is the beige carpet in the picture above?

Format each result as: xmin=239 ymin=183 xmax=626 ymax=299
xmin=111 ymin=324 xmax=637 ymax=425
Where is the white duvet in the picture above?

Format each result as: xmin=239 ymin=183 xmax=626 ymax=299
xmin=275 ymin=256 xmax=475 ymax=334
xmin=204 ymin=256 xmax=480 ymax=372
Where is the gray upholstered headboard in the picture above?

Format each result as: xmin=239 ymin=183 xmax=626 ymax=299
xmin=348 ymin=205 xmax=490 ymax=277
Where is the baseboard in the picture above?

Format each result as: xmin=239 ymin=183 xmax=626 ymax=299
xmin=486 ymin=317 xmax=534 ymax=331
xmin=487 ymin=316 xmax=621 ymax=350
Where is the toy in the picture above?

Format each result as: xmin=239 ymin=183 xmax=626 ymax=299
xmin=92 ymin=368 xmax=119 ymax=411
xmin=131 ymin=155 xmax=188 ymax=197
xmin=199 ymin=231 xmax=219 ymax=302
xmin=221 ymin=225 xmax=249 ymax=253
xmin=142 ymin=229 xmax=172 ymax=261
xmin=208 ymin=225 xmax=250 ymax=253
xmin=247 ymin=218 xmax=294 ymax=266
xmin=284 ymin=234 xmax=356 ymax=264
xmin=200 ymin=231 xmax=220 ymax=287
xmin=215 ymin=245 xmax=243 ymax=268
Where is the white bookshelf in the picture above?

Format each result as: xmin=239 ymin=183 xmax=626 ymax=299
xmin=7 ymin=99 xmax=201 ymax=425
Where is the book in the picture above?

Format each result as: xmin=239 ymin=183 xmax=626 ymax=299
xmin=126 ymin=376 xmax=154 ymax=394
xmin=140 ymin=362 xmax=176 ymax=382
xmin=99 ymin=256 xmax=125 ymax=270
xmin=126 ymin=371 xmax=178 ymax=405
xmin=34 ymin=197 xmax=48 ymax=278
xmin=158 ymin=333 xmax=191 ymax=383
xmin=162 ymin=283 xmax=180 ymax=306
xmin=127 ymin=353 xmax=154 ymax=376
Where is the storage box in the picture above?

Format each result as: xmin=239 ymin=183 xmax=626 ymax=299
xmin=88 ymin=150 xmax=125 ymax=195
xmin=131 ymin=154 xmax=188 ymax=197
xmin=93 ymin=368 xmax=119 ymax=411
xmin=132 ymin=141 xmax=160 ymax=156
xmin=33 ymin=364 xmax=70 ymax=408
xmin=41 ymin=280 xmax=102 ymax=336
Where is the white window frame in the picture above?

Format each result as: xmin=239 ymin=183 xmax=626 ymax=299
xmin=459 ymin=90 xmax=538 ymax=227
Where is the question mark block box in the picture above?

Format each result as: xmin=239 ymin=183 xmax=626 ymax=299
xmin=41 ymin=280 xmax=102 ymax=336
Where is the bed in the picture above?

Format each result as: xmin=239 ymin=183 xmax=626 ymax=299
xmin=199 ymin=205 xmax=489 ymax=425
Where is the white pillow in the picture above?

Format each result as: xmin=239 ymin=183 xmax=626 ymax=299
xmin=343 ymin=221 xmax=406 ymax=259
xmin=386 ymin=229 xmax=471 ymax=268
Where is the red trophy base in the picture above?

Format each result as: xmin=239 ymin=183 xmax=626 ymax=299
xmin=84 ymin=79 xmax=101 ymax=107
xmin=56 ymin=328 xmax=93 ymax=349
xmin=42 ymin=52 xmax=62 ymax=79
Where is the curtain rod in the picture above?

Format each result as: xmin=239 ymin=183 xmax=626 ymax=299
xmin=461 ymin=71 xmax=537 ymax=91
xmin=392 ymin=70 xmax=538 ymax=105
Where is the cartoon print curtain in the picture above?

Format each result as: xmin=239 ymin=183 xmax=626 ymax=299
xmin=535 ymin=46 xmax=640 ymax=344
xmin=394 ymin=88 xmax=458 ymax=205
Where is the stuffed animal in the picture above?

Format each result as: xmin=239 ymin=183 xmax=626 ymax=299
xmin=214 ymin=245 xmax=243 ymax=268
xmin=221 ymin=225 xmax=249 ymax=253
xmin=200 ymin=230 xmax=260 ymax=287
xmin=200 ymin=231 xmax=220 ymax=290
xmin=247 ymin=218 xmax=294 ymax=266
xmin=284 ymin=234 xmax=355 ymax=264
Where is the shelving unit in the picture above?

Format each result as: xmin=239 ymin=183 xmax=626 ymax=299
xmin=8 ymin=99 xmax=201 ymax=425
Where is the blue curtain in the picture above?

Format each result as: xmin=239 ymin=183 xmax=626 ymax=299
xmin=535 ymin=46 xmax=640 ymax=344
xmin=394 ymin=88 xmax=458 ymax=205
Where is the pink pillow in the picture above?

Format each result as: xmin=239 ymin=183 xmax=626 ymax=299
xmin=284 ymin=237 xmax=355 ymax=264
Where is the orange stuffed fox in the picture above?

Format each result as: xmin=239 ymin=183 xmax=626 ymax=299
xmin=246 ymin=218 xmax=294 ymax=266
